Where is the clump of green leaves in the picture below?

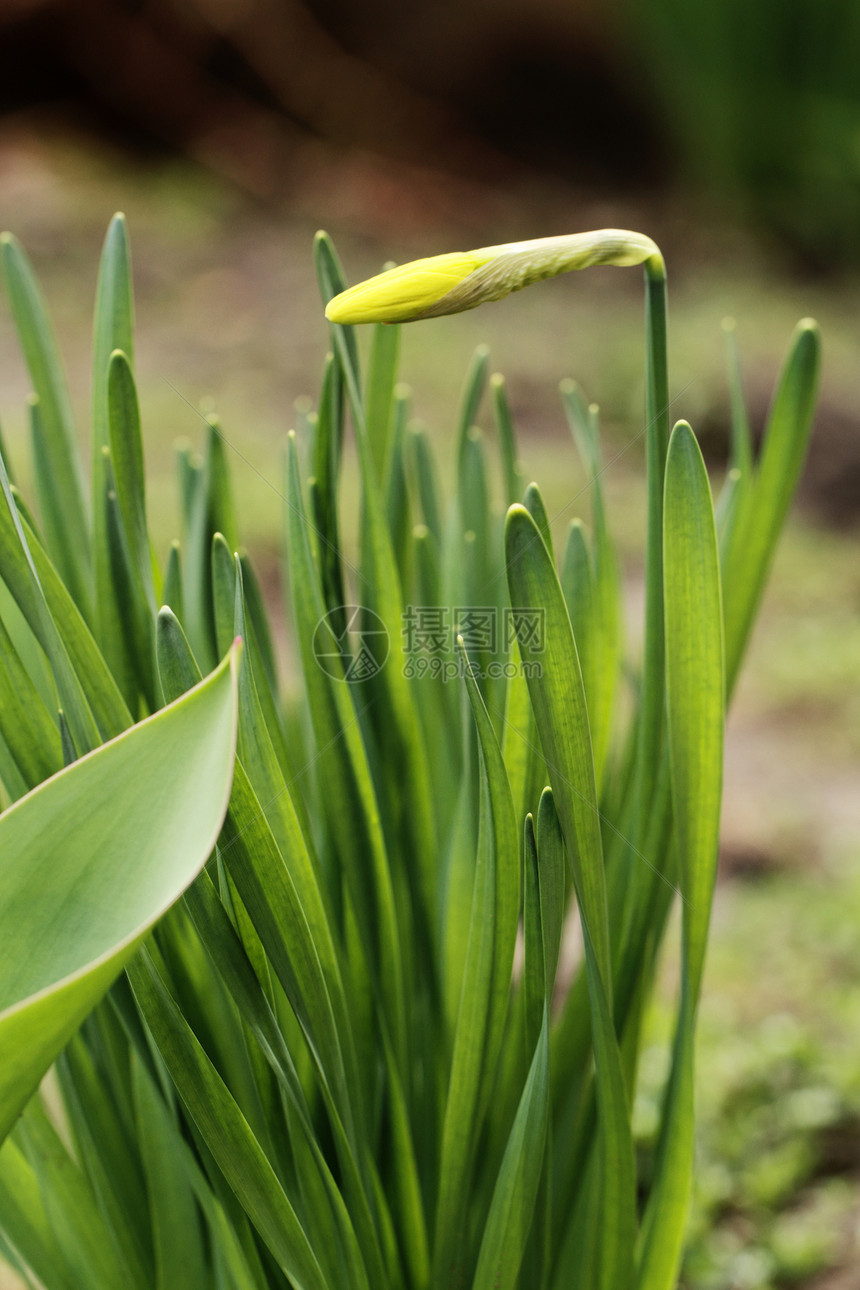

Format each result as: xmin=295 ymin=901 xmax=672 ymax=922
xmin=0 ymin=216 xmax=818 ymax=1290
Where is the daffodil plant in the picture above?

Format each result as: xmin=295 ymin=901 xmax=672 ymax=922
xmin=0 ymin=219 xmax=818 ymax=1290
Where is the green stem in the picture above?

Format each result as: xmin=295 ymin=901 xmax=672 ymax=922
xmin=638 ymin=255 xmax=670 ymax=780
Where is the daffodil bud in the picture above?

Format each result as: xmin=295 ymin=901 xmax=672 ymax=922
xmin=325 ymin=229 xmax=663 ymax=325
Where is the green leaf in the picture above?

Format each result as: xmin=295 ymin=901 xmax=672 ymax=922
xmin=56 ymin=1036 xmax=153 ymax=1288
xmin=0 ymin=610 xmax=62 ymax=793
xmin=433 ymin=640 xmax=519 ymax=1289
xmin=183 ymin=418 xmax=237 ymax=671
xmin=522 ymin=815 xmax=545 ymax=1056
xmin=29 ymin=395 xmax=89 ymax=618
xmin=721 ymin=319 xmax=820 ymax=691
xmin=455 ymin=344 xmax=490 ymax=449
xmin=505 ymin=504 xmax=637 ymax=1289
xmin=131 ymin=1050 xmax=209 ymax=1289
xmin=162 ymin=541 xmax=184 ymax=622
xmin=504 ymin=505 xmax=608 ymax=983
xmin=315 ymin=231 xmax=360 ymax=395
xmin=107 ymin=350 xmax=154 ymax=610
xmin=472 ymin=1011 xmax=549 ymax=1290
xmin=663 ymin=423 xmax=724 ymax=998
xmin=99 ymin=446 xmax=156 ymax=713
xmin=637 ymin=422 xmax=724 ymax=1290
xmin=127 ymin=948 xmax=330 ymax=1290
xmin=2 ymin=1097 xmax=140 ymax=1290
xmin=92 ymin=213 xmax=135 ymax=454
xmin=0 ymin=458 xmax=129 ymax=747
xmin=0 ymin=644 xmax=239 ymax=1146
xmin=91 ymin=214 xmax=136 ymax=669
xmin=721 ymin=318 xmax=752 ymax=476
xmin=560 ymin=390 xmax=621 ymax=788
xmin=328 ymin=313 xmax=441 ymax=969
xmin=366 ymin=321 xmax=401 ymax=480
xmin=535 ymin=788 xmax=566 ymax=998
xmin=285 ymin=431 xmax=408 ymax=1063
xmin=523 ymin=482 xmax=553 ymax=559
xmin=0 ymin=232 xmax=90 ymax=611
xmin=489 ymin=372 xmax=522 ymax=505
xmin=629 ymin=258 xmax=670 ymax=832
xmin=0 ymin=1136 xmax=78 ymax=1290
xmin=405 ymin=422 xmax=443 ymax=545
xmin=309 ymin=353 xmax=347 ymax=627
xmin=383 ymin=383 xmax=413 ymax=585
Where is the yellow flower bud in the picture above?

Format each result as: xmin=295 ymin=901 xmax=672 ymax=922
xmin=325 ymin=230 xmax=662 ymax=325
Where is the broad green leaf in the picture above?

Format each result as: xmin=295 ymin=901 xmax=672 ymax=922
xmin=0 ymin=644 xmax=239 ymax=1146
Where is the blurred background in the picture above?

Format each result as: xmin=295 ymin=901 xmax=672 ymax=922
xmin=0 ymin=2 xmax=859 ymax=1286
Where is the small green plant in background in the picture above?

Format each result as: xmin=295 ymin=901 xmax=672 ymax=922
xmin=0 ymin=218 xmax=818 ymax=1289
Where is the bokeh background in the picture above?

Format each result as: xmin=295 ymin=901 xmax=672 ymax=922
xmin=1 ymin=2 xmax=859 ymax=1286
